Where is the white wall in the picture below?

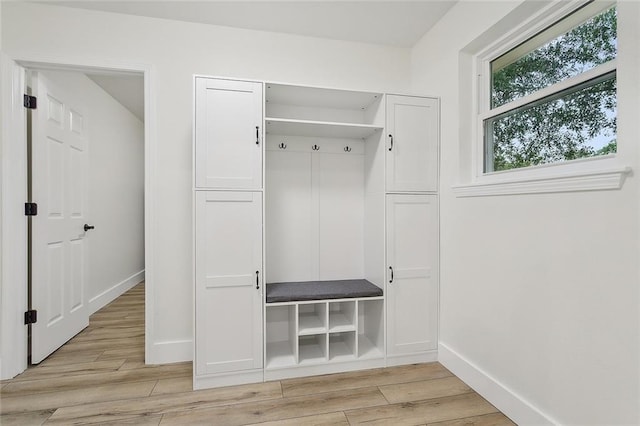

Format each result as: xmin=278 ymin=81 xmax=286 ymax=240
xmin=411 ymin=1 xmax=640 ymax=424
xmin=1 ymin=2 xmax=412 ymax=363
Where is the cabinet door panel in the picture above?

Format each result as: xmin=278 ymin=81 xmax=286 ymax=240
xmin=195 ymin=78 xmax=262 ymax=189
xmin=386 ymin=194 xmax=438 ymax=355
xmin=195 ymin=191 xmax=263 ymax=375
xmin=386 ymin=95 xmax=438 ymax=192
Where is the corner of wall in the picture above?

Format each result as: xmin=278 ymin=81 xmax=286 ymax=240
xmin=439 ymin=343 xmax=556 ymax=425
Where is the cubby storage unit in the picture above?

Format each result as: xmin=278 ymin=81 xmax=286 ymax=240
xmin=264 ymin=296 xmax=385 ymax=379
xmin=194 ymin=76 xmax=439 ymax=389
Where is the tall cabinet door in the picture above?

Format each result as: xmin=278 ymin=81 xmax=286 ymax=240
xmin=195 ymin=78 xmax=262 ymax=189
xmin=386 ymin=95 xmax=438 ymax=192
xmin=386 ymin=194 xmax=438 ymax=356
xmin=194 ymin=191 xmax=263 ymax=377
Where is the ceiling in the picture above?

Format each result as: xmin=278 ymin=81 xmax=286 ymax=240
xmin=46 ymin=1 xmax=457 ymax=48
xmin=44 ymin=1 xmax=458 ymax=120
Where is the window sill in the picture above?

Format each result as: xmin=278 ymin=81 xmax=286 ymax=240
xmin=452 ymin=166 xmax=631 ymax=197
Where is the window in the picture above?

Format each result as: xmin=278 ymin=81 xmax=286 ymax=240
xmin=481 ymin=2 xmax=617 ymax=173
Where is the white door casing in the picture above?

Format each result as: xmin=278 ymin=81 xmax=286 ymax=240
xmin=386 ymin=194 xmax=438 ymax=355
xmin=194 ymin=191 xmax=263 ymax=376
xmin=386 ymin=95 xmax=439 ymax=192
xmin=194 ymin=78 xmax=263 ymax=189
xmin=31 ymin=71 xmax=90 ymax=364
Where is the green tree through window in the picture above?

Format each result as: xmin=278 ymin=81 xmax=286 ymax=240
xmin=486 ymin=7 xmax=617 ymax=172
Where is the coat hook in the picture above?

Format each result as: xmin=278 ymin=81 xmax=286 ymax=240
xmin=312 ymin=144 xmax=320 ymax=151
xmin=344 ymin=146 xmax=352 ymax=152
xmin=278 ymin=142 xmax=287 ymax=149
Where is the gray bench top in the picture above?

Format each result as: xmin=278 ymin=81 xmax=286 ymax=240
xmin=266 ymin=279 xmax=383 ymax=303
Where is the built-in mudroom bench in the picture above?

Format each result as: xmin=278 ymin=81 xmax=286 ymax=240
xmin=193 ymin=76 xmax=439 ymax=389
xmin=265 ymin=280 xmax=384 ymax=380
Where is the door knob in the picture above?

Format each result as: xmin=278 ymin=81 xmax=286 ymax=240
xmin=84 ymin=224 xmax=95 ymax=232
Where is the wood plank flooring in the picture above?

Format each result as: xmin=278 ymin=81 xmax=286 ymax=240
xmin=0 ymin=283 xmax=515 ymax=425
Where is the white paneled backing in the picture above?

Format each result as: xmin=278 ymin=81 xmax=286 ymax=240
xmin=265 ymin=135 xmax=365 ymax=283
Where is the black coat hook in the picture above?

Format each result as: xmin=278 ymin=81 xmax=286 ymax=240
xmin=344 ymin=146 xmax=352 ymax=152
xmin=312 ymin=144 xmax=320 ymax=151
xmin=278 ymin=142 xmax=287 ymax=149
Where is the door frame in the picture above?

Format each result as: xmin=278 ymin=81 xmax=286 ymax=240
xmin=0 ymin=54 xmax=156 ymax=379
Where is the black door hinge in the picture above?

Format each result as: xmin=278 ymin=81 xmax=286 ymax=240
xmin=25 ymin=202 xmax=38 ymax=216
xmin=25 ymin=310 xmax=37 ymax=325
xmin=23 ymin=95 xmax=37 ymax=109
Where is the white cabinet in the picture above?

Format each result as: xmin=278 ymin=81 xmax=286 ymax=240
xmin=194 ymin=78 xmax=262 ymax=189
xmin=194 ymin=191 xmax=263 ymax=388
xmin=386 ymin=194 xmax=438 ymax=359
xmin=193 ymin=78 xmax=440 ymax=389
xmin=386 ymin=95 xmax=439 ymax=192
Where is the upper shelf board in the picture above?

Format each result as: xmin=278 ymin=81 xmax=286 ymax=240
xmin=265 ymin=83 xmax=382 ymax=111
xmin=265 ymin=118 xmax=382 ymax=140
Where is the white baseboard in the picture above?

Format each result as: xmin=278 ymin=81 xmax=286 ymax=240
xmin=89 ymin=270 xmax=145 ymax=314
xmin=147 ymin=339 xmax=192 ymax=365
xmin=439 ymin=342 xmax=557 ymax=425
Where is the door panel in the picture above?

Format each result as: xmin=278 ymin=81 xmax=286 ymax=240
xmin=195 ymin=78 xmax=263 ymax=189
xmin=195 ymin=191 xmax=263 ymax=376
xmin=31 ymin=71 xmax=90 ymax=363
xmin=386 ymin=194 xmax=438 ymax=355
xmin=386 ymin=95 xmax=439 ymax=192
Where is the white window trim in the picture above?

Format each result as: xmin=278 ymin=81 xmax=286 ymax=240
xmin=454 ymin=0 xmax=631 ymax=197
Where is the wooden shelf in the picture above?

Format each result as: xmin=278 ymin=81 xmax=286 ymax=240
xmin=265 ymin=118 xmax=382 ymax=140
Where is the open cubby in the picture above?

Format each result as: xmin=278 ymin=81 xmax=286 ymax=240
xmin=329 ymin=332 xmax=357 ymax=362
xmin=328 ymin=301 xmax=356 ymax=332
xmin=265 ymin=305 xmax=297 ymax=368
xmin=357 ymin=299 xmax=384 ymax=359
xmin=298 ymin=334 xmax=327 ymax=365
xmin=298 ymin=303 xmax=327 ymax=335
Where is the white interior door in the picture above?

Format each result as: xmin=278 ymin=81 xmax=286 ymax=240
xmin=386 ymin=194 xmax=438 ymax=356
xmin=386 ymin=95 xmax=439 ymax=192
xmin=195 ymin=191 xmax=263 ymax=376
xmin=31 ymin=71 xmax=90 ymax=364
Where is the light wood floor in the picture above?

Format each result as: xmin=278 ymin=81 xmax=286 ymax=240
xmin=1 ymin=283 xmax=514 ymax=425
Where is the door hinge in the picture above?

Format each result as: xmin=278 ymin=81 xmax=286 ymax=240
xmin=25 ymin=202 xmax=38 ymax=216
xmin=23 ymin=94 xmax=37 ymax=109
xmin=24 ymin=310 xmax=37 ymax=325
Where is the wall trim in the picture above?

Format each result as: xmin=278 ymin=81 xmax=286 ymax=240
xmin=88 ymin=270 xmax=145 ymax=314
xmin=452 ymin=166 xmax=631 ymax=197
xmin=147 ymin=339 xmax=192 ymax=365
xmin=439 ymin=342 xmax=557 ymax=425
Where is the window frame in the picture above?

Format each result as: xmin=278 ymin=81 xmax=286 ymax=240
xmin=455 ymin=0 xmax=630 ymax=197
